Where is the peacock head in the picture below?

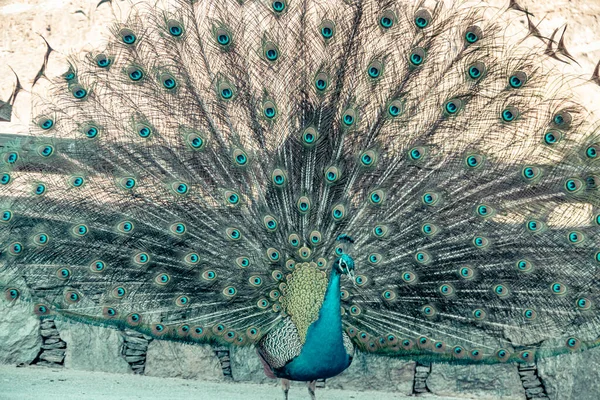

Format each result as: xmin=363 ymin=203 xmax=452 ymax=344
xmin=334 ymin=254 xmax=355 ymax=281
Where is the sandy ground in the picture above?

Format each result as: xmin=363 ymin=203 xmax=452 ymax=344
xmin=0 ymin=364 xmax=473 ymax=400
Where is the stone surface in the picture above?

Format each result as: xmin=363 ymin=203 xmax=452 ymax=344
xmin=0 ymin=297 xmax=41 ymax=365
xmin=229 ymin=346 xmax=273 ymax=384
xmin=537 ymin=347 xmax=600 ymax=400
xmin=144 ymin=340 xmax=223 ymax=381
xmin=327 ymin=353 xmax=415 ymax=394
xmin=427 ymin=363 xmax=526 ymax=400
xmin=54 ymin=318 xmax=130 ymax=374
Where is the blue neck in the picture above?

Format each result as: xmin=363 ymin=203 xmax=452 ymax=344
xmin=280 ymin=268 xmax=350 ymax=381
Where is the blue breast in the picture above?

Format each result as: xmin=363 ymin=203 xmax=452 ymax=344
xmin=277 ymin=271 xmax=352 ymax=381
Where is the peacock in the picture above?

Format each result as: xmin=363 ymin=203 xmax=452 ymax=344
xmin=1 ymin=0 xmax=600 ymax=398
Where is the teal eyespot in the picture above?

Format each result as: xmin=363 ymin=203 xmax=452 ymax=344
xmin=33 ymin=233 xmax=49 ymax=246
xmin=127 ymin=66 xmax=144 ymax=81
xmin=8 ymin=242 xmax=22 ymax=255
xmin=226 ymin=228 xmax=241 ymax=240
xmin=465 ymin=26 xmax=482 ymax=44
xmin=73 ymin=224 xmax=88 ymax=236
xmin=202 ymin=270 xmax=217 ymax=281
xmin=522 ymin=166 xmax=541 ymax=181
xmin=508 ymin=71 xmax=527 ymax=89
xmin=176 ymin=296 xmax=189 ymax=307
xmin=379 ymin=11 xmax=395 ymax=29
xmin=66 ymin=291 xmax=80 ymax=303
xmin=232 ymin=148 xmax=248 ymax=166
xmin=267 ymin=248 xmax=280 ymax=262
xmin=5 ymin=152 xmax=18 ymax=164
xmin=1 ymin=210 xmax=12 ymax=223
xmin=586 ymin=144 xmax=598 ymax=159
xmin=272 ymin=1 xmax=285 ymax=13
xmin=568 ymin=231 xmax=585 ymax=244
xmin=137 ymin=125 xmax=152 ymax=138
xmin=459 ymin=266 xmax=474 ymax=279
xmin=95 ymin=54 xmax=111 ymax=68
xmin=444 ymin=99 xmax=462 ymax=115
xmin=155 ymin=273 xmax=170 ymax=285
xmin=368 ymin=253 xmax=381 ymax=264
xmin=414 ymin=9 xmax=431 ymax=29
xmin=415 ymin=251 xmax=431 ymax=264
xmin=566 ymin=337 xmax=580 ymax=350
xmin=422 ymin=192 xmax=439 ymax=206
xmin=217 ymin=33 xmax=230 ymax=45
xmin=1 ymin=173 xmax=11 ymax=185
xmin=564 ymin=178 xmax=583 ymax=193
xmin=332 ymin=204 xmax=345 ymax=220
xmin=35 ymin=305 xmax=48 ymax=315
xmin=473 ymin=309 xmax=486 ymax=319
xmin=342 ymin=109 xmax=356 ymax=127
xmin=5 ymin=288 xmax=19 ymax=301
xmin=577 ymin=297 xmax=592 ymax=310
xmin=263 ymin=101 xmax=277 ymax=119
xmin=439 ymin=284 xmax=454 ymax=296
xmin=34 ymin=183 xmax=46 ymax=195
xmin=314 ymin=72 xmax=329 ymax=91
xmin=310 ymin=230 xmax=322 ymax=245
xmin=320 ymin=20 xmax=335 ymax=39
xmin=225 ymin=190 xmax=240 ymax=205
xmin=493 ymin=284 xmax=509 ymax=297
xmin=249 ymin=276 xmax=263 ymax=287
xmin=127 ymin=313 xmax=141 ymax=324
xmin=38 ymin=145 xmax=54 ymax=157
xmin=170 ymin=222 xmax=186 ymax=235
xmin=360 ymin=150 xmax=376 ymax=167
xmin=523 ymin=309 xmax=536 ymax=320
xmin=71 ymin=85 xmax=88 ymax=99
xmin=120 ymin=29 xmax=136 ymax=45
xmin=501 ymin=107 xmax=518 ymax=122
xmin=465 ymin=154 xmax=483 ymax=168
xmin=167 ymin=20 xmax=184 ymax=36
xmin=91 ymin=260 xmax=105 ymax=273
xmin=373 ymin=225 xmax=388 ymax=238
xmin=367 ymin=60 xmax=383 ymax=79
xmin=39 ymin=118 xmax=54 ymax=130
xmin=185 ymin=253 xmax=200 ymax=264
xmin=388 ymin=100 xmax=403 ymax=117
xmin=134 ymin=252 xmax=150 ymax=264
xmin=544 ymin=131 xmax=561 ymax=145
xmin=467 ymin=62 xmax=486 ymax=80
xmin=325 ymin=166 xmax=340 ymax=183
xmin=551 ymin=282 xmax=567 ymax=295
xmin=120 ymin=177 xmax=136 ymax=190
xmin=421 ymin=223 xmax=439 ymax=236
xmin=302 ymin=127 xmax=318 ymax=146
xmin=174 ymin=182 xmax=188 ymax=194
xmin=264 ymin=43 xmax=279 ymax=61
xmin=263 ymin=215 xmax=278 ymax=231
xmin=409 ymin=48 xmax=426 ymax=66
xmin=369 ymin=189 xmax=384 ymax=205
xmin=422 ymin=305 xmax=435 ymax=316
xmin=236 ymin=257 xmax=250 ymax=268
xmin=473 ymin=236 xmax=489 ymax=248
xmin=83 ymin=125 xmax=99 ymax=139
xmin=297 ymin=196 xmax=311 ymax=213
xmin=224 ymin=286 xmax=237 ymax=297
xmin=160 ymin=74 xmax=177 ymax=90
xmin=516 ymin=259 xmax=533 ymax=272
xmin=477 ymin=204 xmax=492 ymax=217
xmin=409 ymin=146 xmax=426 ymax=161
xmin=70 ymin=176 xmax=85 ymax=187
xmin=57 ymin=267 xmax=71 ymax=279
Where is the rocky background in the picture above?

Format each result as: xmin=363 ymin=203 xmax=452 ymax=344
xmin=1 ymin=1 xmax=600 ymax=399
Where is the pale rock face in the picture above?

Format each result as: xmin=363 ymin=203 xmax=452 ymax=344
xmin=144 ymin=339 xmax=224 ymax=381
xmin=0 ymin=297 xmax=41 ymax=365
xmin=54 ymin=318 xmax=131 ymax=374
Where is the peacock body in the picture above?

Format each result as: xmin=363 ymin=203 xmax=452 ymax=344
xmin=1 ymin=0 xmax=600 ymax=396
